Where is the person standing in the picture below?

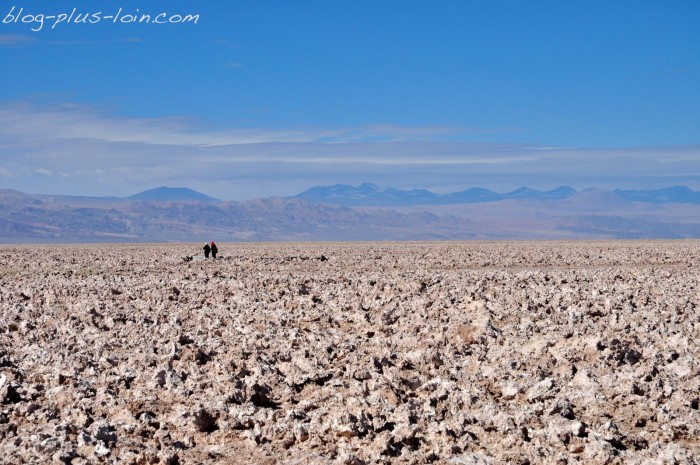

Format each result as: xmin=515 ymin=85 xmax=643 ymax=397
xmin=210 ymin=242 xmax=218 ymax=259
xmin=203 ymin=243 xmax=211 ymax=258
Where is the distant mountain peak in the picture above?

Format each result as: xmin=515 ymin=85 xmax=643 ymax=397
xmin=613 ymin=185 xmax=700 ymax=204
xmin=506 ymin=187 xmax=539 ymax=198
xmin=127 ymin=186 xmax=220 ymax=202
xmin=357 ymin=182 xmax=380 ymax=192
xmin=292 ymin=183 xmax=578 ymax=206
xmin=295 ymin=183 xmax=381 ymax=204
xmin=549 ymin=186 xmax=577 ymax=195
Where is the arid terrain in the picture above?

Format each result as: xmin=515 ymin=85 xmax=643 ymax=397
xmin=1 ymin=241 xmax=699 ymax=464
xmin=5 ymin=186 xmax=700 ymax=243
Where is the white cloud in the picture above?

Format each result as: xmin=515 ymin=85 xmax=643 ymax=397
xmin=0 ymin=101 xmax=504 ymax=148
xmin=1 ymin=100 xmax=699 ymax=199
xmin=0 ymin=34 xmax=37 ymax=46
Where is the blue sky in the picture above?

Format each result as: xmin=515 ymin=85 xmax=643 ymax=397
xmin=1 ymin=1 xmax=699 ymax=199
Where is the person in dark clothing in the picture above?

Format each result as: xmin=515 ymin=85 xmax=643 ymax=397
xmin=210 ymin=242 xmax=218 ymax=258
xmin=203 ymin=243 xmax=211 ymax=258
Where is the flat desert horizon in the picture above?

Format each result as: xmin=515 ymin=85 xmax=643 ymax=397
xmin=1 ymin=241 xmax=699 ymax=464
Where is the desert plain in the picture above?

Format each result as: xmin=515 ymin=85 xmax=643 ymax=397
xmin=0 ymin=241 xmax=699 ymax=464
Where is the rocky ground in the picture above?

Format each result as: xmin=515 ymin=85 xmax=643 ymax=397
xmin=1 ymin=241 xmax=699 ymax=464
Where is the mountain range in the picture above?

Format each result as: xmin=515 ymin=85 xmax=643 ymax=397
xmin=126 ymin=186 xmax=220 ymax=202
xmin=292 ymin=183 xmax=700 ymax=207
xmin=293 ymin=183 xmax=577 ymax=206
xmin=2 ymin=184 xmax=700 ymax=242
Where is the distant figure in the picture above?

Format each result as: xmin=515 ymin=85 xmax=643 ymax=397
xmin=210 ymin=242 xmax=218 ymax=259
xmin=203 ymin=243 xmax=211 ymax=258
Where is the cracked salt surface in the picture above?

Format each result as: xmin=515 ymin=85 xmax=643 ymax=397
xmin=0 ymin=241 xmax=699 ymax=464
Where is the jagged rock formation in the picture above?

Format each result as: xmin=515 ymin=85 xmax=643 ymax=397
xmin=1 ymin=241 xmax=699 ymax=464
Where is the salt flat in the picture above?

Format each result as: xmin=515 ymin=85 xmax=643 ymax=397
xmin=1 ymin=241 xmax=699 ymax=464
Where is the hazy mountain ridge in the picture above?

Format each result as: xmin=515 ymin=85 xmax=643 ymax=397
xmin=0 ymin=192 xmax=475 ymax=242
xmin=2 ymin=185 xmax=700 ymax=242
xmin=126 ymin=186 xmax=221 ymax=202
xmin=294 ymin=184 xmax=700 ymax=207
xmin=293 ymin=183 xmax=582 ymax=206
xmin=0 ymin=187 xmax=220 ymax=205
xmin=613 ymin=186 xmax=700 ymax=204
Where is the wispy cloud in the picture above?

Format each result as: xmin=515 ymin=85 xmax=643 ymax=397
xmin=111 ymin=38 xmax=144 ymax=43
xmin=0 ymin=34 xmax=37 ymax=46
xmin=0 ymin=101 xmax=493 ymax=147
xmin=1 ymin=100 xmax=699 ymax=199
xmin=0 ymin=34 xmax=144 ymax=48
